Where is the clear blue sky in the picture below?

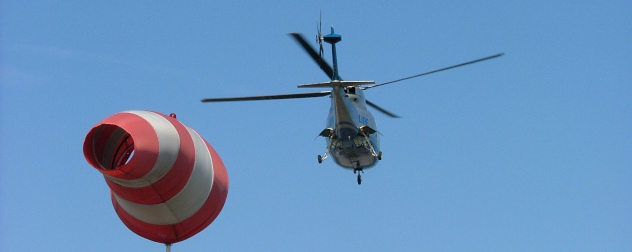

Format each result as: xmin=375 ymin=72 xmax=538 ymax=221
xmin=2 ymin=1 xmax=630 ymax=251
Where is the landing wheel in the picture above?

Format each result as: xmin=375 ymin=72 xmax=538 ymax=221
xmin=357 ymin=173 xmax=362 ymax=185
xmin=377 ymin=151 xmax=382 ymax=160
xmin=317 ymin=155 xmax=323 ymax=163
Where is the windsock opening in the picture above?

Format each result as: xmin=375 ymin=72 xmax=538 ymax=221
xmin=87 ymin=124 xmax=135 ymax=171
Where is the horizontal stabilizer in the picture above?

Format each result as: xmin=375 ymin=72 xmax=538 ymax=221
xmin=298 ymin=80 xmax=375 ymax=88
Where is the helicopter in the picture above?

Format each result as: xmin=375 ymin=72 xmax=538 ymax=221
xmin=202 ymin=22 xmax=503 ymax=185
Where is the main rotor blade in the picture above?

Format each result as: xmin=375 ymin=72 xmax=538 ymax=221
xmin=363 ymin=53 xmax=504 ymax=90
xmin=366 ymin=99 xmax=401 ymax=118
xmin=289 ymin=33 xmax=335 ymax=80
xmin=201 ymin=91 xmax=331 ymax=103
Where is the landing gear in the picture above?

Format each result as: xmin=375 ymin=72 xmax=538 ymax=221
xmin=359 ymin=128 xmax=381 ymax=160
xmin=317 ymin=129 xmax=336 ymax=164
xmin=353 ymin=168 xmax=363 ymax=185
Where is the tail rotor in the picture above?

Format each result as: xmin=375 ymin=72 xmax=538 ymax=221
xmin=316 ymin=11 xmax=324 ymax=61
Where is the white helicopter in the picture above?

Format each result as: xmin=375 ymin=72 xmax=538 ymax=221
xmin=202 ymin=23 xmax=503 ymax=184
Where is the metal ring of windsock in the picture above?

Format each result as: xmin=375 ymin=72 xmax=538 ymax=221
xmin=83 ymin=110 xmax=229 ymax=244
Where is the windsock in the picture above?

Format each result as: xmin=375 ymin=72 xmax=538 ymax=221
xmin=83 ymin=110 xmax=228 ymax=244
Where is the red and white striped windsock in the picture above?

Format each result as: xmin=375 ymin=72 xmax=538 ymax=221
xmin=83 ymin=110 xmax=228 ymax=244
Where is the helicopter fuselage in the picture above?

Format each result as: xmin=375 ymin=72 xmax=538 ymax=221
xmin=323 ymin=86 xmax=380 ymax=171
xmin=201 ymin=25 xmax=502 ymax=184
